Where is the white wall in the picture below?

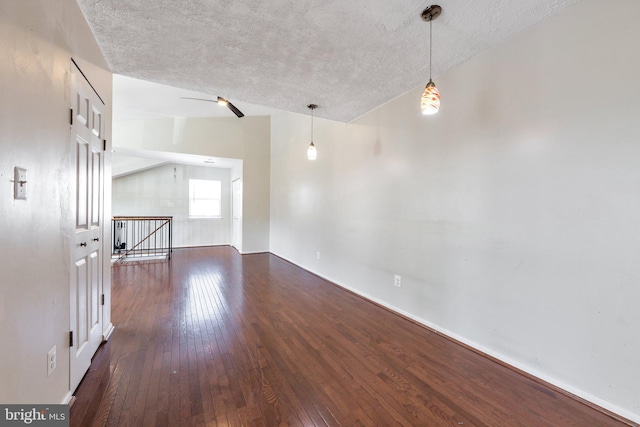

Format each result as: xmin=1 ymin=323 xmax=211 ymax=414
xmin=0 ymin=0 xmax=112 ymax=404
xmin=113 ymin=164 xmax=232 ymax=248
xmin=270 ymin=0 xmax=640 ymax=421
xmin=113 ymin=116 xmax=270 ymax=253
xmin=112 ymin=156 xmax=167 ymax=178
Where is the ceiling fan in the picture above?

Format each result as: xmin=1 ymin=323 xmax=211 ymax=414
xmin=180 ymin=96 xmax=245 ymax=118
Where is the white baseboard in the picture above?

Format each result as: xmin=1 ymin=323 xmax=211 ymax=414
xmin=61 ymin=391 xmax=74 ymax=405
xmin=239 ymin=249 xmax=270 ymax=255
xmin=272 ymin=252 xmax=640 ymax=425
xmin=103 ymin=323 xmax=115 ymax=341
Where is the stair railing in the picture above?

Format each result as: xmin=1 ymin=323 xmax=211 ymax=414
xmin=112 ymin=216 xmax=173 ymax=262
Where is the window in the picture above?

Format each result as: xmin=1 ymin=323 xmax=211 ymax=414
xmin=189 ymin=179 xmax=221 ymax=218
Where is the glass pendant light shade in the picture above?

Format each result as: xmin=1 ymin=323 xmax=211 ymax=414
xmin=421 ymin=79 xmax=440 ymax=115
xmin=307 ymin=141 xmax=317 ymax=160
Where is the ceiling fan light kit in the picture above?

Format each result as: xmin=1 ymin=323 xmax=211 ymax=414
xmin=420 ymin=4 xmax=442 ymax=115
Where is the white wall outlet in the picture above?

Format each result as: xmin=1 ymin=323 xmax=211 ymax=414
xmin=47 ymin=345 xmax=56 ymax=377
xmin=316 ymin=251 xmax=321 ymax=260
xmin=394 ymin=275 xmax=402 ymax=287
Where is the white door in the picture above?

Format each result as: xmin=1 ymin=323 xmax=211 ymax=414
xmin=232 ymin=178 xmax=242 ymax=251
xmin=70 ymin=62 xmax=104 ymax=392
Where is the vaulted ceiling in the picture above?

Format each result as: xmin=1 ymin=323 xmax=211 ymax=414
xmin=77 ymin=0 xmax=581 ymax=122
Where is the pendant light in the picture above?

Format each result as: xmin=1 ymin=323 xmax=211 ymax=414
xmin=307 ymin=104 xmax=318 ymax=160
xmin=420 ymin=5 xmax=442 ymax=115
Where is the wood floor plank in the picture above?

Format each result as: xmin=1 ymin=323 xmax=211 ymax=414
xmin=70 ymin=247 xmax=637 ymax=427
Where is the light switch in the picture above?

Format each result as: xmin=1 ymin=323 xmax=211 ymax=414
xmin=14 ymin=167 xmax=27 ymax=200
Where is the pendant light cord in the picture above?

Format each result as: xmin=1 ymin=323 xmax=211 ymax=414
xmin=429 ymin=17 xmax=433 ymax=81
xmin=307 ymin=104 xmax=318 ymax=144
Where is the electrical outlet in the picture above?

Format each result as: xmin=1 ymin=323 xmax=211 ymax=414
xmin=316 ymin=251 xmax=321 ymax=260
xmin=47 ymin=345 xmax=56 ymax=377
xmin=394 ymin=275 xmax=402 ymax=287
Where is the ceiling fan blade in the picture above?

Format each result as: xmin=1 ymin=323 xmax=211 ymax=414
xmin=226 ymin=101 xmax=245 ymax=118
xmin=181 ymin=96 xmax=245 ymax=118
xmin=180 ymin=97 xmax=217 ymax=102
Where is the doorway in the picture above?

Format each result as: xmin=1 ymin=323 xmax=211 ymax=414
xmin=69 ymin=61 xmax=105 ymax=392
xmin=232 ymin=178 xmax=243 ymax=252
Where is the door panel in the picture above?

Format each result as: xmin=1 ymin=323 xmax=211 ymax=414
xmin=90 ymin=251 xmax=100 ymax=327
xmin=76 ymin=138 xmax=89 ymax=230
xmin=76 ymin=92 xmax=89 ymax=127
xmin=91 ymin=106 xmax=102 ymax=137
xmin=70 ymin=62 xmax=104 ymax=392
xmin=74 ymin=258 xmax=88 ymax=348
xmin=91 ymin=149 xmax=101 ymax=227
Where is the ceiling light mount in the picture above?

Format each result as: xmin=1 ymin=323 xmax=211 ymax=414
xmin=421 ymin=5 xmax=441 ymax=22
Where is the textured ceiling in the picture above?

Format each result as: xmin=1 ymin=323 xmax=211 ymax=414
xmin=77 ymin=0 xmax=581 ymax=122
xmin=112 ymin=74 xmax=278 ymax=121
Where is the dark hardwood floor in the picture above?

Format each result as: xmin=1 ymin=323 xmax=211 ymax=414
xmin=71 ymin=246 xmax=633 ymax=426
